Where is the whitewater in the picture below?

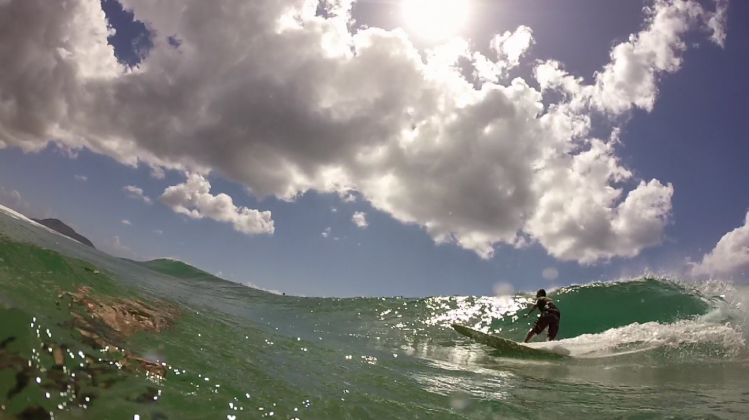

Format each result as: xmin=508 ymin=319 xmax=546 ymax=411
xmin=1 ymin=205 xmax=748 ymax=419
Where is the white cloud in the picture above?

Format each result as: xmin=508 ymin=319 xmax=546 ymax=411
xmin=0 ymin=187 xmax=31 ymax=216
xmin=322 ymin=227 xmax=331 ymax=238
xmin=150 ymin=166 xmax=166 ymax=179
xmin=691 ymin=211 xmax=749 ymax=278
xmin=160 ymin=174 xmax=274 ymax=235
xmin=101 ymin=235 xmax=138 ymax=259
xmin=122 ymin=219 xmax=132 ymax=225
xmin=492 ymin=26 xmax=534 ymax=67
xmin=112 ymin=236 xmax=131 ymax=254
xmin=0 ymin=0 xmax=729 ymax=264
xmin=352 ymin=211 xmax=368 ymax=228
xmin=707 ymin=0 xmax=730 ymax=47
xmin=0 ymin=186 xmax=51 ymax=219
xmin=471 ymin=26 xmax=534 ymax=84
xmin=153 ymin=229 xmax=163 ymax=235
xmin=524 ymin=139 xmax=674 ymax=264
xmin=540 ymin=0 xmax=728 ymax=116
xmin=123 ymin=185 xmax=152 ymax=204
xmin=74 ymin=175 xmax=87 ymax=182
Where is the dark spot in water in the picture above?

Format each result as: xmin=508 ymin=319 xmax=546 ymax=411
xmin=7 ymin=369 xmax=31 ymax=399
xmin=18 ymin=406 xmax=51 ymax=420
xmin=151 ymin=411 xmax=169 ymax=420
xmin=132 ymin=386 xmax=160 ymax=403
xmin=0 ymin=336 xmax=16 ymax=349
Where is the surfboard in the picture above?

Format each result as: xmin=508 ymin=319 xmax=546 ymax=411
xmin=451 ymin=324 xmax=568 ymax=359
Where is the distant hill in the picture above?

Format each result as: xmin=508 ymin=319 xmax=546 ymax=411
xmin=134 ymin=258 xmax=215 ymax=280
xmin=31 ymin=218 xmax=95 ymax=249
xmin=126 ymin=257 xmax=284 ymax=295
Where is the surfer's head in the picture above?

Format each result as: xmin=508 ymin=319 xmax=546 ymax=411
xmin=536 ymin=289 xmax=546 ymax=298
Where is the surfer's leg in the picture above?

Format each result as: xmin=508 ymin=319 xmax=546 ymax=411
xmin=525 ymin=317 xmax=547 ymax=343
xmin=546 ymin=313 xmax=560 ymax=341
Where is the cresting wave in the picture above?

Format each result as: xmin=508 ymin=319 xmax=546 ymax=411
xmin=144 ymin=255 xmax=748 ymax=361
xmin=414 ymin=278 xmax=748 ymax=360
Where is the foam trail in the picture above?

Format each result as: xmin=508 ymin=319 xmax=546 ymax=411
xmin=528 ymin=319 xmax=746 ymax=359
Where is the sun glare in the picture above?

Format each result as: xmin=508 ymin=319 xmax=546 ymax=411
xmin=402 ymin=0 xmax=469 ymax=41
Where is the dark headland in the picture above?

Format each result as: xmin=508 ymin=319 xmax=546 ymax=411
xmin=31 ymin=218 xmax=95 ymax=249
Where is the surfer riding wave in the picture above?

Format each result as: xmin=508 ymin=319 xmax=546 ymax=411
xmin=523 ymin=289 xmax=561 ymax=342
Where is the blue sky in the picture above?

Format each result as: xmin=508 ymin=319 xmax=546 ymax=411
xmin=1 ymin=0 xmax=747 ymax=297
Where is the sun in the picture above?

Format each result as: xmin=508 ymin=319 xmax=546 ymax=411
xmin=402 ymin=0 xmax=469 ymax=41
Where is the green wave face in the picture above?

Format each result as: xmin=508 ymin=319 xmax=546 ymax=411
xmin=484 ymin=279 xmax=713 ymax=340
xmin=1 ymin=208 xmax=748 ymax=420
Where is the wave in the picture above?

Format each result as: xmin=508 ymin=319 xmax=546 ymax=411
xmin=3 ymin=211 xmax=749 ymax=419
xmin=2 ymin=207 xmax=746 ymax=364
xmin=401 ymin=278 xmax=747 ymax=361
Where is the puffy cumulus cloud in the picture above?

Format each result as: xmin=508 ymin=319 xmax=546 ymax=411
xmin=0 ymin=187 xmax=30 ymax=215
xmin=538 ymin=0 xmax=729 ymax=115
xmin=0 ymin=186 xmax=51 ymax=218
xmin=123 ymin=185 xmax=152 ymax=204
xmin=0 ymin=0 xmax=121 ymax=152
xmin=524 ymin=138 xmax=674 ymax=263
xmin=707 ymin=0 xmax=730 ymax=47
xmin=0 ymin=0 xmax=730 ymax=263
xmin=691 ymin=211 xmax=749 ymax=278
xmin=75 ymin=175 xmax=88 ymax=182
xmin=491 ymin=25 xmax=534 ymax=68
xmin=122 ymin=219 xmax=131 ymax=225
xmin=322 ymin=227 xmax=331 ymax=237
xmin=473 ymin=26 xmax=534 ymax=83
xmin=160 ymin=174 xmax=274 ymax=235
xmin=352 ymin=211 xmax=368 ymax=228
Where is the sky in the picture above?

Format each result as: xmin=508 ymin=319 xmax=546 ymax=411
xmin=0 ymin=0 xmax=748 ymax=298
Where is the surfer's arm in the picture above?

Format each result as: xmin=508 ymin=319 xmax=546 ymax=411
xmin=523 ymin=304 xmax=537 ymax=318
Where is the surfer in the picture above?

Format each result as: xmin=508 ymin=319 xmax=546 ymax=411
xmin=523 ymin=289 xmax=561 ymax=342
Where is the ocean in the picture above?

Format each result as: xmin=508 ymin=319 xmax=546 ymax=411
xmin=1 ymin=206 xmax=748 ymax=420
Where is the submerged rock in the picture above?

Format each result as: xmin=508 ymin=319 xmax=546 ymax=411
xmin=56 ymin=286 xmax=181 ymax=378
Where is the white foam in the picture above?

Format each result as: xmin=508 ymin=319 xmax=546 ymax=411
xmin=688 ymin=279 xmax=749 ymax=342
xmin=0 ymin=203 xmax=37 ymax=223
xmin=0 ymin=204 xmax=79 ymax=245
xmin=527 ymin=318 xmax=746 ymax=359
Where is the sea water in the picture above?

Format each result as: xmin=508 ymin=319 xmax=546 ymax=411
xmin=1 ymin=206 xmax=748 ymax=420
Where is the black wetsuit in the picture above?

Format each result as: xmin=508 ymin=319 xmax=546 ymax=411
xmin=532 ymin=297 xmax=561 ymax=340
